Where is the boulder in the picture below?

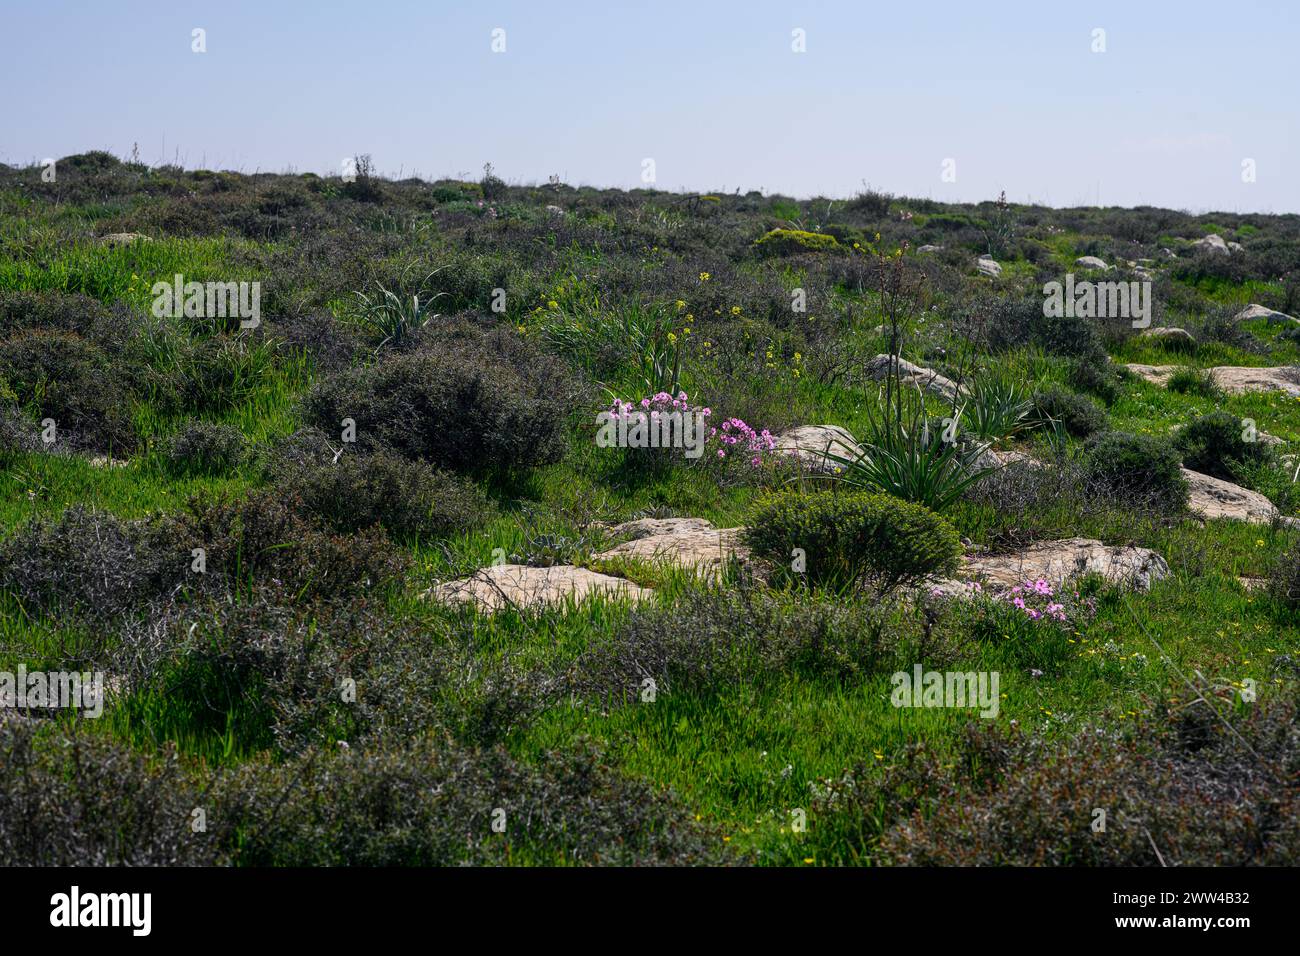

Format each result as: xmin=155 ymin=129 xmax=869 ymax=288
xmin=593 ymin=517 xmax=747 ymax=577
xmin=863 ymin=354 xmax=964 ymax=402
xmin=1234 ymin=303 xmax=1299 ymax=324
xmin=1123 ymin=363 xmax=1300 ymax=397
xmin=773 ymin=424 xmax=862 ymax=472
xmin=424 ymin=564 xmax=650 ymax=612
xmin=1191 ymin=234 xmax=1230 ymax=255
xmin=976 ymin=256 xmax=1002 ymax=277
xmin=1228 ymin=241 xmax=1245 ymax=253
xmin=1074 ymin=255 xmax=1109 ymax=270
xmin=1182 ymin=468 xmax=1281 ymax=524
xmin=935 ymin=538 xmax=1169 ymax=594
xmin=1139 ymin=327 xmax=1196 ymax=348
xmin=917 ymin=244 xmax=943 ymax=253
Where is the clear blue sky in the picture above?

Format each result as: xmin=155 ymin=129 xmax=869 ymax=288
xmin=2 ymin=0 xmax=1296 ymax=212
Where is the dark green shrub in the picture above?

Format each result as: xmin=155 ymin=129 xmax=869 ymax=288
xmin=1083 ymin=431 xmax=1188 ymax=510
xmin=300 ymin=329 xmax=575 ymax=473
xmin=273 ymin=445 xmax=495 ymax=540
xmin=1031 ymin=386 xmax=1107 ymax=437
xmin=162 ymin=420 xmax=249 ymax=475
xmin=0 ymin=329 xmax=137 ymax=451
xmin=743 ymin=490 xmax=962 ymax=592
xmin=1066 ymin=355 xmax=1124 ymax=404
xmin=1173 ymin=411 xmax=1271 ymax=482
xmin=570 ymin=585 xmax=907 ymax=703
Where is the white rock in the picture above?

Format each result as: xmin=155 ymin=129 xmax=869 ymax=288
xmin=863 ymin=354 xmax=964 ymax=402
xmin=935 ymin=538 xmax=1169 ymax=594
xmin=1234 ymin=303 xmax=1299 ymax=324
xmin=1074 ymin=256 xmax=1109 ymax=270
xmin=1182 ymin=468 xmax=1280 ymax=524
xmin=976 ymin=256 xmax=1002 ymax=277
xmin=917 ymin=244 xmax=943 ymax=253
xmin=592 ymin=517 xmax=747 ymax=577
xmin=773 ymin=425 xmax=862 ymax=472
xmin=424 ymin=564 xmax=650 ymax=612
xmin=1191 ymin=234 xmax=1230 ymax=255
xmin=1138 ymin=327 xmax=1196 ymax=347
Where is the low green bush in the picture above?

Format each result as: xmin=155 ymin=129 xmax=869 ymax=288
xmin=1031 ymin=386 xmax=1107 ymax=438
xmin=162 ymin=420 xmax=250 ymax=475
xmin=1082 ymin=431 xmax=1188 ymax=511
xmin=754 ymin=228 xmax=842 ymax=257
xmin=743 ymin=489 xmax=962 ymax=593
xmin=1173 ymin=410 xmax=1271 ymax=482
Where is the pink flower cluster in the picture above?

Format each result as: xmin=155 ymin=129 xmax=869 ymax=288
xmin=712 ymin=417 xmax=777 ymax=467
xmin=606 ymin=391 xmax=775 ymax=467
xmin=1005 ymin=578 xmax=1088 ymax=624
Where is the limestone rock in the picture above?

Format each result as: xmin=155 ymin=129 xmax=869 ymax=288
xmin=424 ymin=564 xmax=649 ymax=612
xmin=976 ymin=256 xmax=1002 ymax=277
xmin=1182 ymin=468 xmax=1279 ymax=524
xmin=773 ymin=424 xmax=862 ymax=472
xmin=1075 ymin=256 xmax=1109 ymax=270
xmin=917 ymin=244 xmax=943 ymax=253
xmin=1139 ymin=327 xmax=1196 ymax=347
xmin=863 ymin=354 xmax=963 ymax=402
xmin=593 ymin=517 xmax=747 ymax=576
xmin=1234 ymin=304 xmax=1299 ymax=324
xmin=1191 ymin=234 xmax=1230 ymax=255
xmin=939 ymin=538 xmax=1169 ymax=594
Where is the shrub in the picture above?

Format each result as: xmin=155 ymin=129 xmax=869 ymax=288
xmin=0 ymin=493 xmax=404 ymax=621
xmin=1166 ymin=365 xmax=1221 ymax=399
xmin=1031 ymin=386 xmax=1107 ymax=438
xmin=569 ymin=585 xmax=905 ymax=703
xmin=963 ymin=375 xmax=1032 ymax=441
xmin=0 ymin=329 xmax=137 ymax=451
xmin=300 ymin=328 xmax=576 ymax=473
xmin=754 ymin=228 xmax=842 ymax=257
xmin=162 ymin=420 xmax=249 ymax=475
xmin=1066 ymin=355 xmax=1124 ymax=404
xmin=176 ymin=335 xmax=278 ymax=413
xmin=1173 ymin=411 xmax=1271 ymax=482
xmin=1267 ymin=539 xmax=1300 ymax=609
xmin=803 ymin=694 xmax=1300 ymax=865
xmin=743 ymin=489 xmax=962 ymax=593
xmin=1082 ymin=431 xmax=1188 ymax=511
xmin=272 ymin=444 xmax=495 ymax=540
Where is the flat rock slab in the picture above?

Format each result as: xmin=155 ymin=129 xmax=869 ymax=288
xmin=773 ymin=424 xmax=861 ymax=472
xmin=593 ymin=517 xmax=748 ymax=576
xmin=864 ymin=354 xmax=963 ymax=402
xmin=1139 ymin=327 xmax=1196 ymax=347
xmin=1182 ymin=468 xmax=1279 ymax=524
xmin=424 ymin=564 xmax=650 ymax=612
xmin=1124 ymin=363 xmax=1300 ymax=397
xmin=933 ymin=538 xmax=1169 ymax=595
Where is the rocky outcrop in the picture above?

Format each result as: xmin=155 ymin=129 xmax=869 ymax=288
xmin=933 ymin=538 xmax=1169 ymax=595
xmin=1191 ymin=234 xmax=1230 ymax=255
xmin=592 ymin=517 xmax=747 ymax=577
xmin=1182 ymin=468 xmax=1282 ymax=524
xmin=976 ymin=256 xmax=1002 ymax=277
xmin=863 ymin=354 xmax=964 ymax=402
xmin=1234 ymin=304 xmax=1299 ymax=324
xmin=773 ymin=424 xmax=861 ymax=472
xmin=424 ymin=564 xmax=650 ymax=612
xmin=1123 ymin=363 xmax=1300 ymax=397
xmin=1139 ymin=327 xmax=1195 ymax=348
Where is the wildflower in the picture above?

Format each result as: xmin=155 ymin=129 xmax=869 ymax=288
xmin=699 ymin=272 xmax=711 ymax=281
xmin=731 ymin=305 xmax=741 ymax=315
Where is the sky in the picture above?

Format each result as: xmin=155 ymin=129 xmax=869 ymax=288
xmin=2 ymin=0 xmax=1296 ymax=212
